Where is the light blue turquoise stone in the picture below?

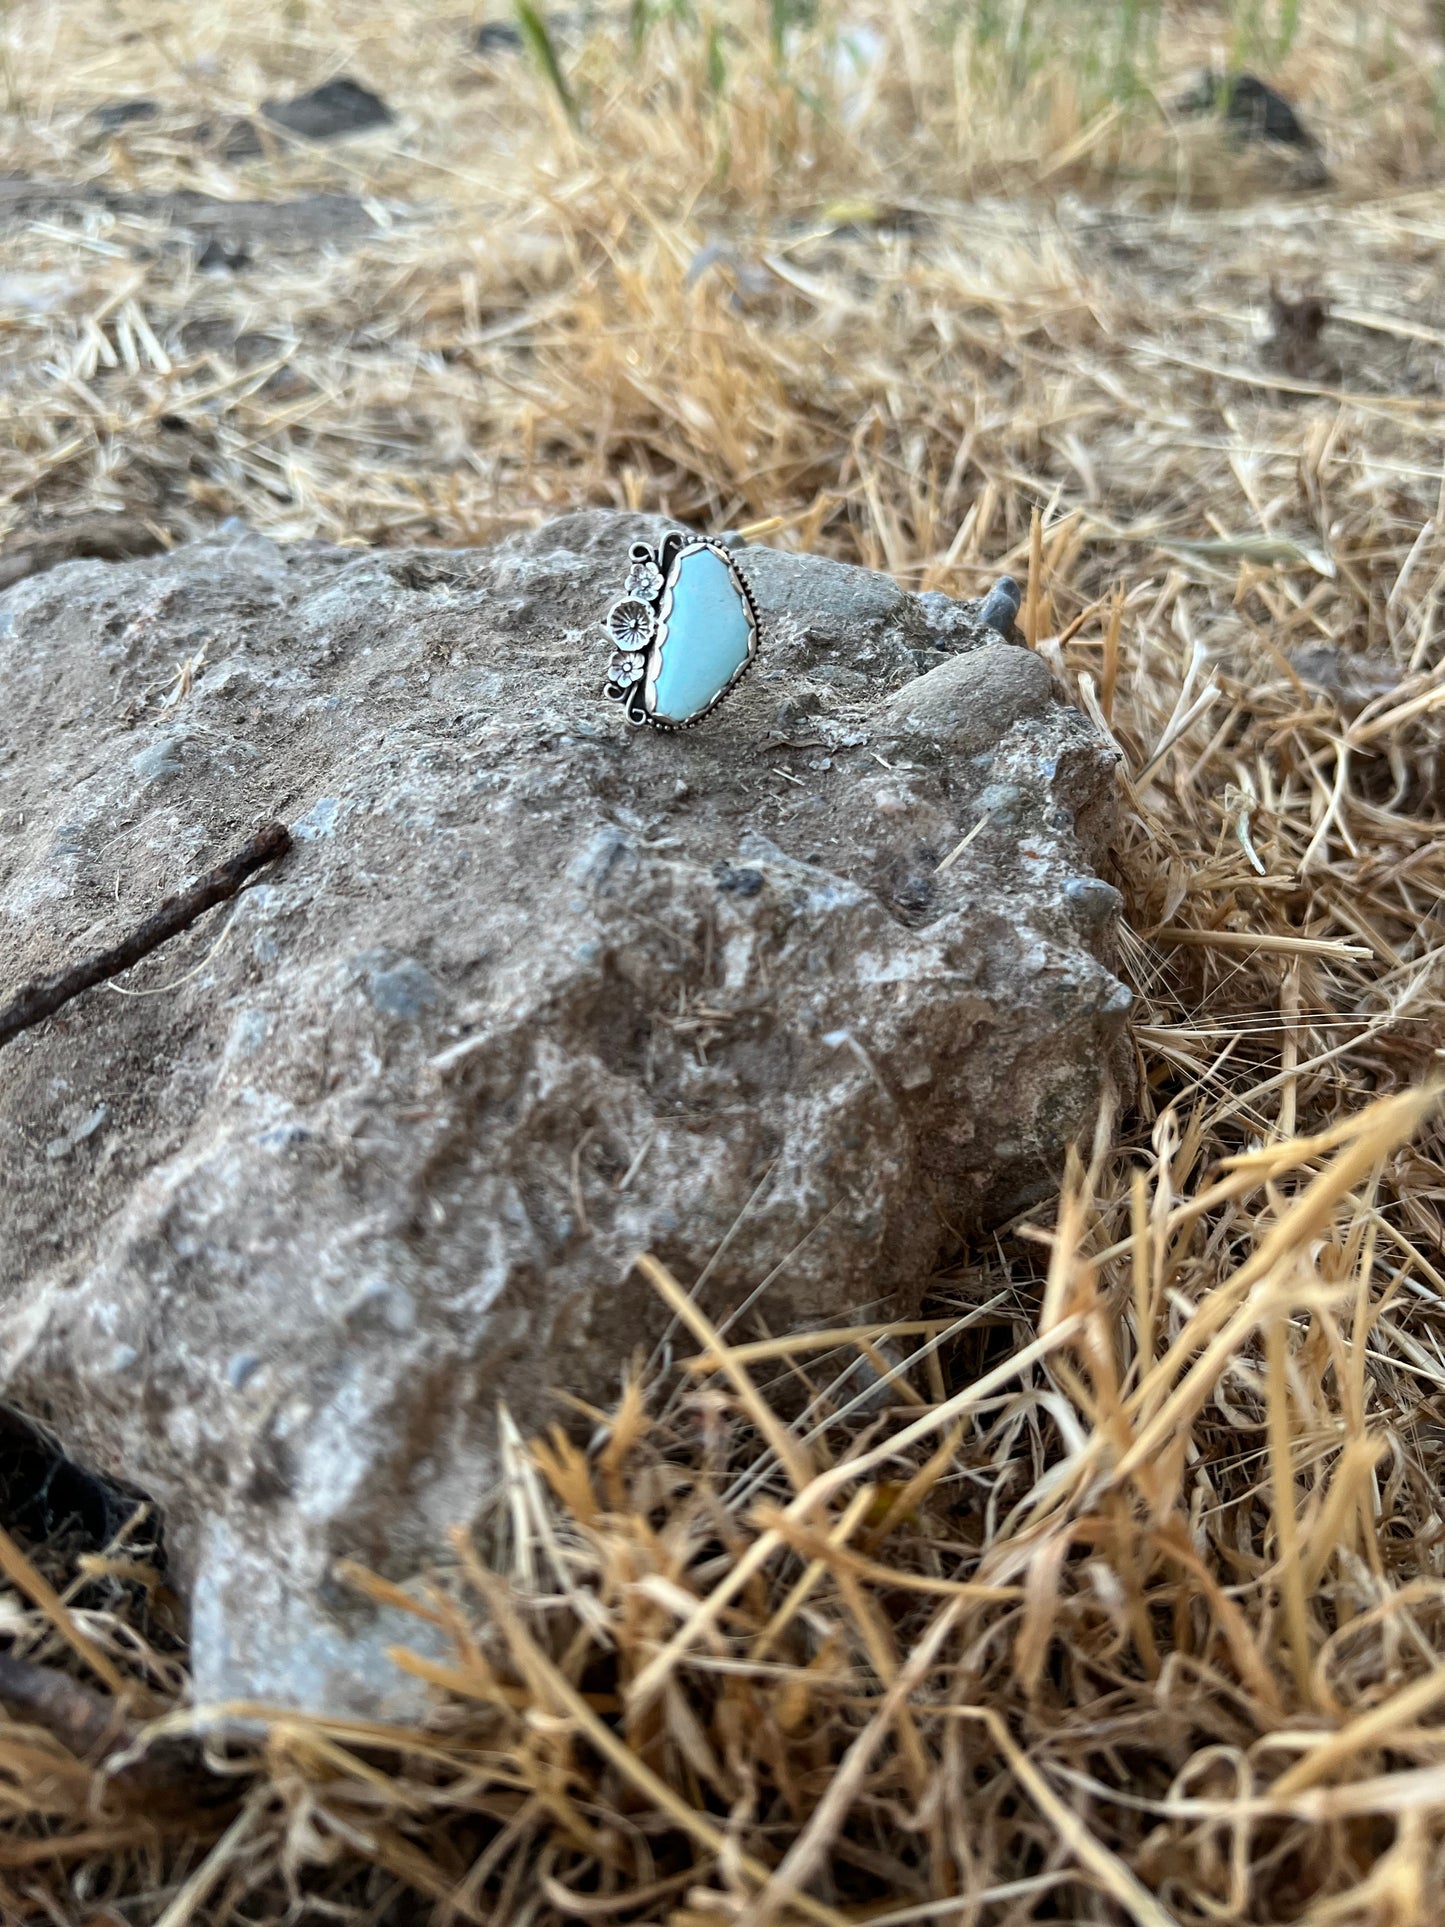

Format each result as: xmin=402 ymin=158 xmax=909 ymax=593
xmin=649 ymin=547 xmax=752 ymax=724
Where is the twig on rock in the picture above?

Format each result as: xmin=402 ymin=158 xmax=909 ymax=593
xmin=0 ymin=1650 xmax=208 ymax=1799
xmin=0 ymin=820 xmax=291 ymax=1052
xmin=0 ymin=1649 xmax=130 ymax=1761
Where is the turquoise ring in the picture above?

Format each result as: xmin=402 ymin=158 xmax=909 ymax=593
xmin=603 ymin=531 xmax=760 ymax=730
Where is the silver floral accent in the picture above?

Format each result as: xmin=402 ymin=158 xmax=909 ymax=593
xmin=624 ymin=557 xmax=663 ymax=603
xmin=608 ymin=650 xmax=645 ymax=687
xmin=607 ymin=596 xmax=655 ymax=651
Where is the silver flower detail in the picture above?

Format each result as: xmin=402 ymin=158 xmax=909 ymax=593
xmin=607 ymin=596 xmax=655 ymax=650
xmin=608 ymin=650 xmax=645 ymax=686
xmin=624 ymin=558 xmax=664 ymax=603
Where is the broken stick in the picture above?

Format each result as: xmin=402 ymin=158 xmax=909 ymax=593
xmin=0 ymin=1650 xmax=211 ymax=1797
xmin=0 ymin=820 xmax=291 ymax=1053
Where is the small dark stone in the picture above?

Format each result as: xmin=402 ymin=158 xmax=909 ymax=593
xmin=714 ymin=864 xmax=764 ymax=897
xmin=219 ymin=119 xmax=265 ymax=162
xmin=1266 ymin=284 xmax=1331 ymax=376
xmin=196 ymin=234 xmax=251 ymax=273
xmin=91 ymin=98 xmax=160 ymax=132
xmin=1064 ymin=877 xmax=1123 ymax=929
xmin=977 ymin=575 xmax=1022 ymax=638
xmin=1180 ymin=70 xmax=1315 ymax=149
xmin=475 ymin=20 xmax=523 ymax=52
xmin=261 ymin=77 xmax=394 ymax=142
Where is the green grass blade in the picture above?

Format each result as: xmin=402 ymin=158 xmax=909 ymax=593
xmin=513 ymin=0 xmax=576 ymax=122
xmin=769 ymin=0 xmax=788 ymax=66
xmin=706 ymin=19 xmax=726 ymax=96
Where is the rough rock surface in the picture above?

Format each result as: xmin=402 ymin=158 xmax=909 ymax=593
xmin=0 ymin=512 xmax=1130 ymax=1714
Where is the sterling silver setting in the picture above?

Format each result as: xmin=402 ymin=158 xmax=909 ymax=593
xmin=602 ymin=530 xmax=760 ymax=732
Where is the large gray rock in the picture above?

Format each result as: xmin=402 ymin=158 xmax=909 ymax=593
xmin=0 ymin=512 xmax=1129 ymax=1714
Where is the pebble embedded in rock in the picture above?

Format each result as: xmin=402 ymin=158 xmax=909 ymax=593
xmin=365 ymin=957 xmax=441 ymax=1021
xmin=1064 ymin=876 xmax=1124 ymax=929
xmin=714 ymin=863 xmax=765 ymax=896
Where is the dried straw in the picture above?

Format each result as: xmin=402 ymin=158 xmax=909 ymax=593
xmin=6 ymin=0 xmax=1445 ymax=1921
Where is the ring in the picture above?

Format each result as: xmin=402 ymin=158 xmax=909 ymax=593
xmin=603 ymin=530 xmax=760 ymax=730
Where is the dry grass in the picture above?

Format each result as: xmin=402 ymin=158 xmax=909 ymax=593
xmin=7 ymin=0 xmax=1445 ymax=1921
